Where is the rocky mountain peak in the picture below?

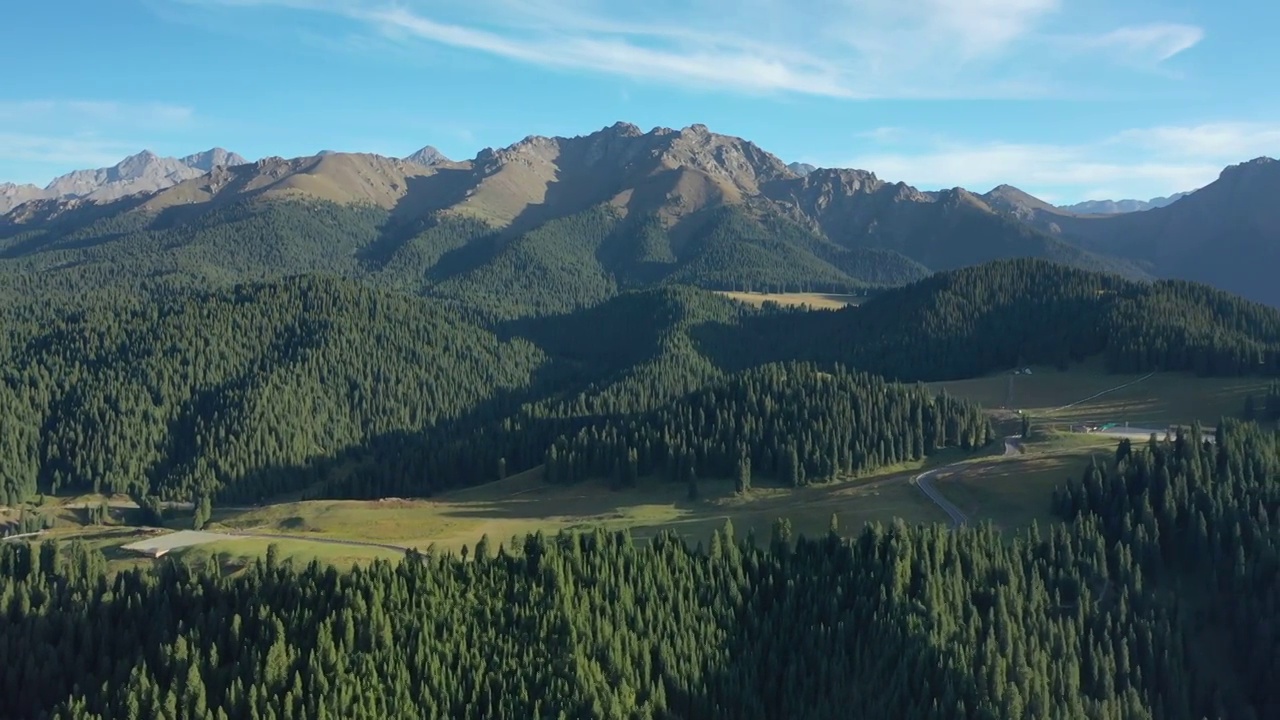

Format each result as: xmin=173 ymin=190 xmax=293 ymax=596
xmin=403 ymin=146 xmax=450 ymax=167
xmin=1219 ymin=156 xmax=1277 ymax=182
xmin=181 ymin=148 xmax=248 ymax=172
xmin=982 ymin=184 xmax=1058 ymax=219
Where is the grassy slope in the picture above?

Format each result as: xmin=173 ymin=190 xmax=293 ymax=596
xmin=927 ymin=360 xmax=1268 ymax=426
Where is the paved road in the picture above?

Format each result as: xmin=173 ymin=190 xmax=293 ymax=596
xmin=914 ymin=464 xmax=969 ymax=527
xmin=913 ymin=434 xmax=1024 ymax=528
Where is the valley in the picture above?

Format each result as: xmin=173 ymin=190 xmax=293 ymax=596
xmin=4 ymin=122 xmax=1280 ymax=720
xmin=8 ymin=361 xmax=1253 ymax=578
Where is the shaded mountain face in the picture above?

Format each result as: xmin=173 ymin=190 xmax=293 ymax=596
xmin=1039 ymin=158 xmax=1280 ymax=307
xmin=0 ymin=122 xmax=1272 ymax=306
xmin=0 ymin=147 xmax=248 ymax=213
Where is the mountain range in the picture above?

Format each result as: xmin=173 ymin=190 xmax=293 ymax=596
xmin=1058 ymin=192 xmax=1194 ymax=215
xmin=1 ymin=121 xmax=1276 ymax=308
xmin=0 ymin=148 xmax=247 ymax=214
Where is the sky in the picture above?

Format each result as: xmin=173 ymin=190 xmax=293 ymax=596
xmin=2 ymin=0 xmax=1277 ymax=204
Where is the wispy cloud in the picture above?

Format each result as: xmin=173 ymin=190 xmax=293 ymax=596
xmin=842 ymin=122 xmax=1278 ymax=202
xmin=1080 ymin=23 xmax=1205 ymax=64
xmin=168 ymin=0 xmax=1204 ymax=99
xmin=0 ymin=100 xmax=195 ymax=128
xmin=0 ymin=133 xmax=142 ymax=171
xmin=0 ymin=100 xmax=199 ymax=184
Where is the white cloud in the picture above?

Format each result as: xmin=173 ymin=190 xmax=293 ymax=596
xmin=168 ymin=0 xmax=1204 ymax=99
xmin=0 ymin=133 xmax=141 ymax=170
xmin=1110 ymin=122 xmax=1280 ymax=159
xmin=0 ymin=100 xmax=200 ymax=184
xmin=844 ymin=122 xmax=1278 ymax=201
xmin=1079 ymin=23 xmax=1204 ymax=64
xmin=0 ymin=100 xmax=195 ymax=128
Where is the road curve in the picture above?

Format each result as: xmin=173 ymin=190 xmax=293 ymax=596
xmin=914 ymin=465 xmax=968 ymax=527
xmin=913 ymin=435 xmax=1023 ymax=529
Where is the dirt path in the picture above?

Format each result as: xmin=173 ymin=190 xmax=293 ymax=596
xmin=1046 ymin=371 xmax=1156 ymax=414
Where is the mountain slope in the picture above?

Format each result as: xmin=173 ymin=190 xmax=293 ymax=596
xmin=1037 ymin=158 xmax=1280 ymax=307
xmin=2 ymin=122 xmax=1272 ymax=305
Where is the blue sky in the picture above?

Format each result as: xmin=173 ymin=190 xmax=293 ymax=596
xmin=2 ymin=0 xmax=1277 ymax=203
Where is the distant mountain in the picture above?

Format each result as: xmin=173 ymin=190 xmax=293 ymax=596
xmin=1041 ymin=158 xmax=1280 ymax=307
xmin=981 ymin=184 xmax=1067 ymax=223
xmin=1059 ymin=192 xmax=1193 ymax=215
xmin=180 ymin=148 xmax=248 ymax=172
xmin=1 ymin=122 xmax=1275 ymax=307
xmin=787 ymin=162 xmax=817 ymax=176
xmin=0 ymin=147 xmax=247 ymax=213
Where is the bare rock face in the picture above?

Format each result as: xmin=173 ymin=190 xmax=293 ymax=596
xmin=403 ymin=146 xmax=450 ymax=167
xmin=1 ymin=147 xmax=250 ymax=215
xmin=0 ymin=183 xmax=50 ymax=214
xmin=181 ymin=148 xmax=248 ymax=172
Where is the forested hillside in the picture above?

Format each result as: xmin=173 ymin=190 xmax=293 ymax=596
xmin=0 ymin=276 xmax=547 ymax=505
xmin=541 ymin=363 xmax=992 ymax=488
xmin=739 ymin=259 xmax=1280 ymax=381
xmin=4 ymin=260 xmax=1280 ymax=506
xmin=0 ymin=278 xmax=993 ymax=506
xmin=0 ymin=197 xmax=925 ymax=318
xmin=4 ymin=420 xmax=1277 ymax=719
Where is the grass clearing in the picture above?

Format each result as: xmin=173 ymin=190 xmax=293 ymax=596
xmin=174 ymin=538 xmax=404 ymax=576
xmin=208 ymin=454 xmax=976 ymax=554
xmin=715 ymin=291 xmax=863 ymax=310
xmin=940 ymin=447 xmax=1113 ymax=530
xmin=929 ymin=361 xmax=1268 ymax=427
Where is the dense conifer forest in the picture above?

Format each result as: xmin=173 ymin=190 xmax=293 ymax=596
xmin=3 ymin=258 xmax=1280 ymax=506
xmin=3 ymin=420 xmax=1277 ymax=719
xmin=740 ymin=259 xmax=1280 ymax=381
xmin=4 ymin=195 xmax=1280 ymax=718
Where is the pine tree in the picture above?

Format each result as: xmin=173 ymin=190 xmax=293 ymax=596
xmin=735 ymin=455 xmax=752 ymax=494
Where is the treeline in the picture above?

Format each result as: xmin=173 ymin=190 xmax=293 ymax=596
xmin=4 ymin=420 xmax=1279 ymax=717
xmin=738 ymin=259 xmax=1280 ymax=381
xmin=541 ymin=363 xmax=992 ymax=487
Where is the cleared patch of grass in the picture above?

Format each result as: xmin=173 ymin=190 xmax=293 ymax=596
xmin=174 ymin=538 xmax=405 ymax=577
xmin=929 ymin=361 xmax=1268 ymax=427
xmin=208 ymin=451 xmax=977 ymax=554
xmin=939 ymin=448 xmax=1111 ymax=530
xmin=715 ymin=291 xmax=863 ymax=310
